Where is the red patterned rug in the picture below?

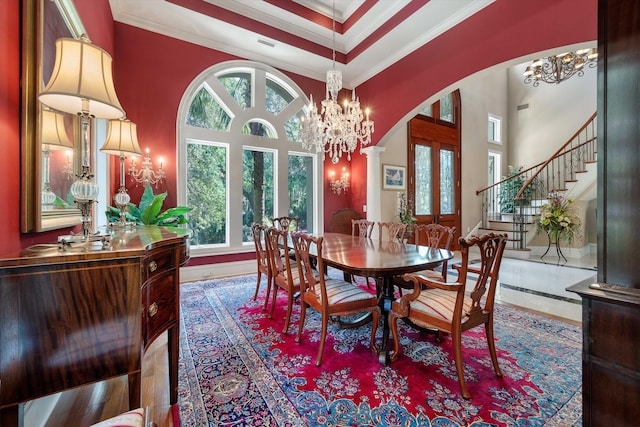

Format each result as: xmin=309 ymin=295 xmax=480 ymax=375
xmin=177 ymin=272 xmax=582 ymax=426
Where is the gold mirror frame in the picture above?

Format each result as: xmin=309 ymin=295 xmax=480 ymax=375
xmin=21 ymin=0 xmax=85 ymax=232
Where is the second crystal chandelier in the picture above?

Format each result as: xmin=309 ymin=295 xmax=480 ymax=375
xmin=301 ymin=0 xmax=374 ymax=164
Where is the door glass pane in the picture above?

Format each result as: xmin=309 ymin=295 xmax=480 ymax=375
xmin=415 ymin=145 xmax=432 ymax=215
xmin=288 ymin=154 xmax=314 ymax=232
xmin=243 ymin=149 xmax=274 ymax=242
xmin=439 ymin=93 xmax=454 ymax=123
xmin=186 ymin=141 xmax=227 ymax=246
xmin=440 ymin=149 xmax=455 ymax=215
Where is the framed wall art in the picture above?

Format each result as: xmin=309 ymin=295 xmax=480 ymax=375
xmin=382 ymin=164 xmax=406 ymax=190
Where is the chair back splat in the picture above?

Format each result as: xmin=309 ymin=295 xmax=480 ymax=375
xmin=271 ymin=216 xmax=300 ymax=232
xmin=351 ymin=219 xmax=374 ymax=238
xmin=291 ymin=231 xmax=381 ymax=366
xmin=388 ymin=232 xmax=507 ymax=399
xmin=377 ymin=221 xmax=407 ymax=242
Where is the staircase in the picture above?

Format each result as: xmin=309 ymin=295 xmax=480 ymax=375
xmin=476 ymin=112 xmax=597 ymax=255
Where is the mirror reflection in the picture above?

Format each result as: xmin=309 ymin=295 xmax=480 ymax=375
xmin=21 ymin=0 xmax=86 ymax=231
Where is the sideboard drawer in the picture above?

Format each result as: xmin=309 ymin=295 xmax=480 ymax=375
xmin=143 ymin=247 xmax=176 ymax=282
xmin=142 ymin=273 xmax=177 ymax=348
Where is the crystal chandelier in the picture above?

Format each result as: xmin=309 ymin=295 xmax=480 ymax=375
xmin=300 ymin=1 xmax=374 ymax=164
xmin=523 ymin=48 xmax=597 ymax=86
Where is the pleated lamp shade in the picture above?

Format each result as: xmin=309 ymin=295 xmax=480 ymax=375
xmin=100 ymin=118 xmax=143 ymax=157
xmin=39 ymin=35 xmax=125 ymax=119
xmin=40 ymin=108 xmax=73 ymax=151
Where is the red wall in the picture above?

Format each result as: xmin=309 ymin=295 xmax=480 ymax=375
xmin=0 ymin=0 xmax=596 ymax=256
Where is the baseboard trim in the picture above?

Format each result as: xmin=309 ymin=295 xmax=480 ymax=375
xmin=181 ymin=260 xmax=255 ymax=283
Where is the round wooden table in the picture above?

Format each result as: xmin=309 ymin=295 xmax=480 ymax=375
xmin=315 ymin=233 xmax=454 ymax=363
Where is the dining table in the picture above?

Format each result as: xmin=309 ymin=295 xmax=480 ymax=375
xmin=313 ymin=232 xmax=454 ymax=364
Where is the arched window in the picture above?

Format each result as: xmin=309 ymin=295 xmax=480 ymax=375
xmin=177 ymin=61 xmax=321 ymax=255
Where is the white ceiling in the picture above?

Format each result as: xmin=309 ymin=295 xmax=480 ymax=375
xmin=109 ymin=0 xmax=494 ymax=88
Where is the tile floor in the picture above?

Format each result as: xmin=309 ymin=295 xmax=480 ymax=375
xmin=463 ymin=251 xmax=597 ymax=324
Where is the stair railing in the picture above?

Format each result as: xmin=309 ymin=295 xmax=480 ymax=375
xmin=476 ymin=112 xmax=597 ymax=250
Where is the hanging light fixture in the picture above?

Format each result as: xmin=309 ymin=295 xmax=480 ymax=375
xmin=523 ymin=48 xmax=597 ymax=86
xmin=300 ymin=0 xmax=374 ymax=163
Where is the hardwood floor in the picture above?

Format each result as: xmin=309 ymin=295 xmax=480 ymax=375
xmin=42 ymin=332 xmax=174 ymax=427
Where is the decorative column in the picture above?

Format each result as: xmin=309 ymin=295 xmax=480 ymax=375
xmin=361 ymin=146 xmax=385 ymax=239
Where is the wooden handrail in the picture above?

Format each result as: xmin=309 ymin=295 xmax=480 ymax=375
xmin=516 ymin=111 xmax=597 ymax=199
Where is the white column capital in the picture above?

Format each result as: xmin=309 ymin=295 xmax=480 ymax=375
xmin=362 ymin=146 xmax=386 ymax=159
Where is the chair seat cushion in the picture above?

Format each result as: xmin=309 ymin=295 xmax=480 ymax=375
xmin=410 ymin=288 xmax=472 ymax=323
xmin=90 ymin=408 xmax=145 ymax=427
xmin=322 ymin=279 xmax=376 ymax=305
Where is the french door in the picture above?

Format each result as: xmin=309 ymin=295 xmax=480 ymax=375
xmin=408 ymin=91 xmax=461 ymax=249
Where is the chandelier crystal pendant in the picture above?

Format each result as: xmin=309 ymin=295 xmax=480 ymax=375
xmin=524 ymin=48 xmax=597 ymax=86
xmin=300 ymin=1 xmax=374 ymax=164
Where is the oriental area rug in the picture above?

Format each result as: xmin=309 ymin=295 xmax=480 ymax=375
xmin=177 ymin=273 xmax=582 ymax=426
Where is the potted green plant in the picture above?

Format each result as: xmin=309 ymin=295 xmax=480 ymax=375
xmin=498 ymin=165 xmax=539 ymax=220
xmin=106 ymin=183 xmax=192 ymax=226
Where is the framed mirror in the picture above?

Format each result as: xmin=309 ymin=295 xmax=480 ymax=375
xmin=21 ymin=0 xmax=86 ymax=232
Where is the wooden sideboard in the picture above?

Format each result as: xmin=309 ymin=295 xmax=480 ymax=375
xmin=0 ymin=226 xmax=190 ymax=426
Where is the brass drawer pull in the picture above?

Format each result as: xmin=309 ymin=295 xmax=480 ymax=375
xmin=148 ymin=302 xmax=158 ymax=318
xmin=148 ymin=260 xmax=158 ymax=273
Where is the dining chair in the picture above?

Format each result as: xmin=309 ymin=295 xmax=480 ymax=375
xmin=291 ymin=231 xmax=381 ymax=366
xmin=413 ymin=223 xmax=457 ymax=282
xmin=271 ymin=216 xmax=300 ymax=231
xmin=351 ymin=219 xmax=374 ymax=238
xmin=388 ymin=232 xmax=508 ymax=399
xmin=377 ymin=221 xmax=408 ymax=242
xmin=265 ymin=227 xmax=300 ymax=334
xmin=251 ymin=223 xmax=272 ymax=311
xmin=349 ymin=219 xmax=375 ymax=286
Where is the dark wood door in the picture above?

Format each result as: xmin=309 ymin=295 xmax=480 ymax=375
xmin=408 ymin=92 xmax=461 ymax=249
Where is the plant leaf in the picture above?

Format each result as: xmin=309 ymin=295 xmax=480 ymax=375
xmin=141 ymin=193 xmax=167 ymax=224
xmin=138 ymin=184 xmax=157 ymax=212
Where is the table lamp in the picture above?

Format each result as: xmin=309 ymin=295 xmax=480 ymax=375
xmin=39 ymin=34 xmax=125 ymax=243
xmin=40 ymin=108 xmax=74 ymax=209
xmin=100 ymin=118 xmax=142 ymax=228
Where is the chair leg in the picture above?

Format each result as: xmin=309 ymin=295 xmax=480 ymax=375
xmin=253 ymin=269 xmax=262 ymax=300
xmin=485 ymin=318 xmax=503 ymax=378
xmin=316 ymin=313 xmax=329 ymax=366
xmin=268 ymin=283 xmax=278 ymax=319
xmin=388 ymin=311 xmax=401 ymax=362
xmin=283 ymin=291 xmax=294 ymax=334
xmin=295 ymin=298 xmax=307 ymax=344
xmin=452 ymin=331 xmax=471 ymax=399
xmin=262 ymin=274 xmax=272 ymax=312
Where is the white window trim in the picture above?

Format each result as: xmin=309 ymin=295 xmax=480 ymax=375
xmin=176 ymin=60 xmax=323 ymax=257
xmin=488 ymin=113 xmax=502 ymax=145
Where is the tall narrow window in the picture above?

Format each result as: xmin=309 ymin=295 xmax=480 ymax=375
xmin=289 ymin=153 xmax=315 ymax=233
xmin=488 ymin=114 xmax=502 ymax=144
xmin=186 ymin=141 xmax=228 ymax=246
xmin=243 ymin=148 xmax=274 ymax=242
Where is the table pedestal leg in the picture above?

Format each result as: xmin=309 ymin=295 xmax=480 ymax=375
xmin=377 ymin=276 xmax=395 ymax=365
